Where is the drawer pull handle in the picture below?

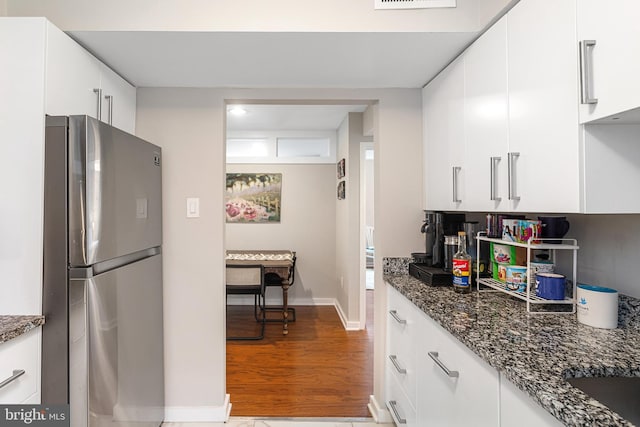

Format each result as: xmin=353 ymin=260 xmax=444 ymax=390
xmin=389 ymin=355 xmax=407 ymax=374
xmin=389 ymin=310 xmax=407 ymax=325
xmin=0 ymin=369 xmax=25 ymax=389
xmin=428 ymin=351 xmax=459 ymax=378
xmin=388 ymin=400 xmax=407 ymax=424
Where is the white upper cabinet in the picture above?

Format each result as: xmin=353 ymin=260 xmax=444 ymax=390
xmin=577 ymin=0 xmax=640 ymax=123
xmin=45 ymin=22 xmax=136 ymax=134
xmin=45 ymin=21 xmax=102 ymax=120
xmin=506 ymin=0 xmax=581 ymax=213
xmin=463 ymin=15 xmax=509 ymax=212
xmin=423 ymin=56 xmax=466 ymax=211
xmin=99 ymin=64 xmax=136 ymax=134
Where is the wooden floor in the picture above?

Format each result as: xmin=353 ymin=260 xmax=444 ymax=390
xmin=226 ymin=290 xmax=374 ymax=418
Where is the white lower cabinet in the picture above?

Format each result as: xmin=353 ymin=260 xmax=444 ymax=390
xmin=386 ymin=285 xmax=565 ymax=427
xmin=500 ymin=376 xmax=563 ymax=427
xmin=416 ymin=315 xmax=500 ymax=426
xmin=0 ymin=328 xmax=41 ymax=404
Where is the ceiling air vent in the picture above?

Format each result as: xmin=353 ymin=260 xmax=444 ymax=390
xmin=375 ymin=0 xmax=456 ymax=9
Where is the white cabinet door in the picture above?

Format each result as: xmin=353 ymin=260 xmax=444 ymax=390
xmin=464 ymin=15 xmax=509 ymax=212
xmin=423 ymin=56 xmax=466 ymax=211
xmin=45 ymin=21 xmax=102 ymax=119
xmin=99 ymin=64 xmax=136 ymax=134
xmin=0 ymin=18 xmax=46 ymax=315
xmin=578 ymin=1 xmax=640 ymax=123
xmin=417 ymin=315 xmax=500 ymax=427
xmin=500 ymin=376 xmax=563 ymax=427
xmin=0 ymin=328 xmax=41 ymax=404
xmin=506 ymin=0 xmax=581 ymax=213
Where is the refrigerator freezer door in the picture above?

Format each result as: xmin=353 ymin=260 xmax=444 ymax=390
xmin=69 ymin=254 xmax=164 ymax=427
xmin=68 ymin=115 xmax=162 ymax=267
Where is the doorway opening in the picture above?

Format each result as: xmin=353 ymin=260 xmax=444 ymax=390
xmin=224 ymin=101 xmax=376 ymax=418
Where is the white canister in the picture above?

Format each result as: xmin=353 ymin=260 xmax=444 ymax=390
xmin=577 ymin=284 xmax=619 ymax=329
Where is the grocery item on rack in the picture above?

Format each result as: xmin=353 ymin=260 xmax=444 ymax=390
xmin=506 ymin=265 xmax=527 ymax=292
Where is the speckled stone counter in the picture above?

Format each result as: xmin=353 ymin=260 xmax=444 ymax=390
xmin=0 ymin=315 xmax=45 ymax=344
xmin=385 ymin=273 xmax=640 ymax=427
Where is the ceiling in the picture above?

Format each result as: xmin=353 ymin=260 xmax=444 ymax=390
xmin=69 ymin=31 xmax=476 ymax=89
xmin=68 ymin=30 xmax=477 ymax=131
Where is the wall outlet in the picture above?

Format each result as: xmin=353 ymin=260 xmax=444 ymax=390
xmin=340 ymin=276 xmax=344 ymax=289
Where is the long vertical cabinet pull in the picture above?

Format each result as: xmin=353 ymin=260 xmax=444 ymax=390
xmin=579 ymin=40 xmax=598 ymax=105
xmin=105 ymin=95 xmax=114 ymax=125
xmin=93 ymin=88 xmax=103 ymax=120
xmin=490 ymin=157 xmax=501 ymax=202
xmin=452 ymin=166 xmax=462 ymax=203
xmin=507 ymin=152 xmax=520 ymax=201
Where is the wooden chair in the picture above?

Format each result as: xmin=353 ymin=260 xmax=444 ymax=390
xmin=226 ymin=264 xmax=265 ymax=340
xmin=261 ymin=253 xmax=297 ymax=323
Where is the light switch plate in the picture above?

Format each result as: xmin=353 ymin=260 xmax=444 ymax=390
xmin=186 ymin=197 xmax=200 ymax=218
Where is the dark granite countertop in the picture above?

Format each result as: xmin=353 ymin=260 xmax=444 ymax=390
xmin=0 ymin=315 xmax=45 ymax=344
xmin=385 ymin=273 xmax=640 ymax=427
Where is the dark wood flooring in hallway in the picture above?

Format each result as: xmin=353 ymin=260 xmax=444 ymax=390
xmin=226 ymin=290 xmax=374 ymax=418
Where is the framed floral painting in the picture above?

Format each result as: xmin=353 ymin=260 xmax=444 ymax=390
xmin=225 ymin=173 xmax=282 ymax=223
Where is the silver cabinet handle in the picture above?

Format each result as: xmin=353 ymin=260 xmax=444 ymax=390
xmin=428 ymin=351 xmax=459 ymax=378
xmin=389 ymin=355 xmax=407 ymax=374
xmin=490 ymin=156 xmax=501 ymax=202
xmin=93 ymin=88 xmax=103 ymax=120
xmin=0 ymin=369 xmax=25 ymax=389
xmin=452 ymin=166 xmax=462 ymax=203
xmin=388 ymin=400 xmax=407 ymax=424
xmin=507 ymin=152 xmax=520 ymax=201
xmin=389 ymin=310 xmax=407 ymax=325
xmin=579 ymin=40 xmax=598 ymax=105
xmin=105 ymin=95 xmax=114 ymax=125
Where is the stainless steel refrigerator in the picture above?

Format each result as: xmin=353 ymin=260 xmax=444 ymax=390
xmin=42 ymin=116 xmax=164 ymax=427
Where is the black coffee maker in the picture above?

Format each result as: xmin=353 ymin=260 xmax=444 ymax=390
xmin=413 ymin=211 xmax=465 ymax=286
xmin=428 ymin=211 xmax=465 ymax=268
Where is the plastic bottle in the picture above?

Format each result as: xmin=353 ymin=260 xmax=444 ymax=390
xmin=452 ymin=231 xmax=472 ymax=294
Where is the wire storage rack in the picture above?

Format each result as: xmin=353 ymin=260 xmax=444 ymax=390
xmin=476 ymin=231 xmax=579 ymax=314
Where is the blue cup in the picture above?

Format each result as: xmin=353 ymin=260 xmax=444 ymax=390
xmin=535 ymin=273 xmax=566 ymax=300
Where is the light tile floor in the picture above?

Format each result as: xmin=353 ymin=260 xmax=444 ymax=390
xmin=164 ymin=419 xmax=393 ymax=427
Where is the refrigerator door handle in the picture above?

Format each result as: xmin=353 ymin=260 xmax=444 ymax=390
xmin=70 ymin=247 xmax=162 ymax=279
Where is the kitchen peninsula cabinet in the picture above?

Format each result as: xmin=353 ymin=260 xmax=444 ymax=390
xmin=577 ymin=0 xmax=640 ymax=123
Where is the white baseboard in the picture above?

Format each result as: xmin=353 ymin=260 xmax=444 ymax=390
xmin=228 ymin=296 xmax=335 ymax=306
xmin=334 ymin=299 xmax=361 ymax=331
xmin=368 ymin=394 xmax=392 ymax=423
xmin=164 ymin=394 xmax=231 ymax=422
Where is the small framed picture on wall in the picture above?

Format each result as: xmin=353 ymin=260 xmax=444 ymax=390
xmin=337 ymin=158 xmax=346 ymax=179
xmin=337 ymin=180 xmax=346 ymax=200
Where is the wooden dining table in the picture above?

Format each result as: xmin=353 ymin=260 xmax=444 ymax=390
xmin=225 ymin=249 xmax=296 ymax=335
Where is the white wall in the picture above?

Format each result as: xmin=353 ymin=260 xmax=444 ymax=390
xmin=336 ymin=113 xmax=373 ymax=328
xmin=5 ymin=0 xmax=512 ymax=32
xmin=136 ymin=87 xmax=422 ymax=421
xmin=566 ymin=214 xmax=640 ymax=299
xmin=225 ymin=163 xmax=338 ymax=304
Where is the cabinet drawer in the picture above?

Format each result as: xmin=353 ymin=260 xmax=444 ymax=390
xmin=386 ymin=353 xmax=416 ymax=407
xmin=386 ymin=369 xmax=417 ymax=427
xmin=0 ymin=327 xmax=41 ymax=404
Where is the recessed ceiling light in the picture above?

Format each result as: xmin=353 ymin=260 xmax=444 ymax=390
xmin=228 ymin=107 xmax=247 ymax=116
